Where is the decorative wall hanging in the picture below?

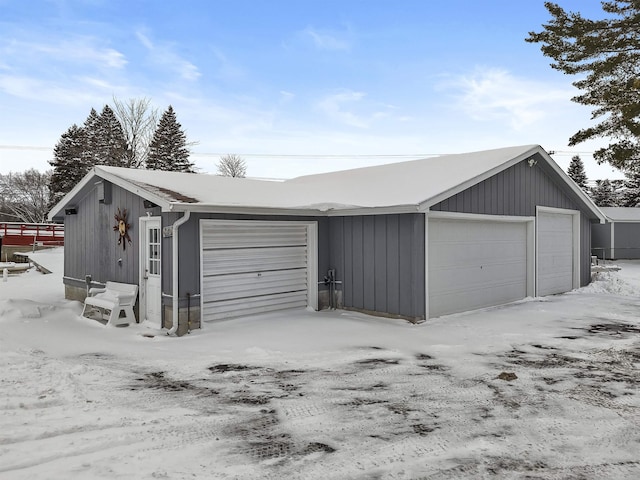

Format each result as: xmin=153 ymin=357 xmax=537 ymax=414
xmin=113 ymin=207 xmax=132 ymax=250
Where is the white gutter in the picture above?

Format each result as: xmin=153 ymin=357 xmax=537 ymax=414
xmin=167 ymin=211 xmax=191 ymax=335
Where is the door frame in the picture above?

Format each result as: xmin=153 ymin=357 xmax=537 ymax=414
xmin=139 ymin=216 xmax=162 ymax=326
xmin=199 ymin=219 xmax=319 ymax=325
xmin=535 ymin=206 xmax=580 ymax=296
xmin=425 ymin=211 xmax=535 ymax=319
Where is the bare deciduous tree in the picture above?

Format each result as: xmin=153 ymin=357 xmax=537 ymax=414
xmin=112 ymin=97 xmax=159 ymax=168
xmin=0 ymin=169 xmax=52 ymax=223
xmin=216 ymin=154 xmax=247 ymax=177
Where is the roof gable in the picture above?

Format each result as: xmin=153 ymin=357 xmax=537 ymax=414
xmin=48 ymin=145 xmax=605 ymax=222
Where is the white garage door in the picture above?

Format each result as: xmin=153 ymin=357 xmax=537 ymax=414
xmin=201 ymin=221 xmax=312 ymax=322
xmin=537 ymin=211 xmax=575 ymax=296
xmin=429 ymin=218 xmax=529 ymax=318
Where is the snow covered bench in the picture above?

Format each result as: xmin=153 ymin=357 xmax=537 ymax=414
xmin=81 ymin=281 xmax=138 ymax=326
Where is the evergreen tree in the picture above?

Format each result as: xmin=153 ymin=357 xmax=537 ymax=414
xmin=621 ymin=169 xmax=640 ymax=207
xmin=590 ymin=179 xmax=618 ymax=207
xmin=48 ymin=124 xmax=89 ymax=206
xmin=527 ymin=1 xmax=640 ymax=171
xmin=567 ymin=155 xmax=588 ymax=190
xmin=81 ymin=108 xmax=101 ymax=167
xmin=95 ymin=105 xmax=129 ymax=167
xmin=146 ymin=106 xmax=194 ymax=172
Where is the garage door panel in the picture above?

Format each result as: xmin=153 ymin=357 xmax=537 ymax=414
xmin=201 ymin=225 xmax=307 ymax=249
xmin=201 ymin=221 xmax=310 ymax=322
xmin=202 ymin=246 xmax=307 ymax=275
xmin=203 ymin=269 xmax=307 ymax=302
xmin=429 ymin=218 xmax=529 ymax=318
xmin=202 ymin=291 xmax=308 ymax=322
xmin=430 ymin=260 xmax=527 ymax=295
xmin=537 ymin=212 xmax=574 ymax=296
xmin=430 ymin=281 xmax=527 ymax=317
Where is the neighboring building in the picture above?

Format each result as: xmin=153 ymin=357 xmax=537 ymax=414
xmin=591 ymin=207 xmax=640 ymax=260
xmin=49 ymin=145 xmax=605 ymax=335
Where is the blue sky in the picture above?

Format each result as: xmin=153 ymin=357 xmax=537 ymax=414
xmin=0 ymin=0 xmax=624 ymax=179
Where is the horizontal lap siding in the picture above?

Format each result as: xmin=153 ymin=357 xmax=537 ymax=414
xmin=430 ymin=159 xmax=594 ymax=287
xmin=330 ymin=214 xmax=424 ymax=320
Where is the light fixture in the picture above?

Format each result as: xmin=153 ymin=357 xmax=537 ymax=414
xmin=528 ymin=157 xmax=538 ymax=167
xmin=65 ymin=207 xmax=78 ymax=215
xmin=143 ymin=199 xmax=157 ymax=209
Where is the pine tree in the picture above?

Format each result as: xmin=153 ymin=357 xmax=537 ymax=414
xmin=95 ymin=105 xmax=129 ymax=167
xmin=527 ymin=2 xmax=640 ymax=171
xmin=81 ymin=108 xmax=101 ymax=167
xmin=48 ymin=124 xmax=89 ymax=206
xmin=590 ymin=179 xmax=618 ymax=207
xmin=621 ymin=169 xmax=640 ymax=207
xmin=567 ymin=155 xmax=588 ymax=190
xmin=146 ymin=106 xmax=194 ymax=172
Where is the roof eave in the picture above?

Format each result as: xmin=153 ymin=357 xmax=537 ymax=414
xmin=536 ymin=149 xmax=607 ymax=223
xmin=48 ymin=167 xmax=100 ymax=221
xmin=169 ymin=203 xmax=420 ymax=217
xmin=419 ymin=145 xmax=541 ymax=211
xmin=47 ymin=166 xmax=174 ymax=221
xmin=418 ymin=145 xmax=607 ymax=223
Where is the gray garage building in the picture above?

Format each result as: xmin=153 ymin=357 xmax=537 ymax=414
xmin=49 ymin=144 xmax=604 ymax=335
xmin=591 ymin=207 xmax=640 ymax=260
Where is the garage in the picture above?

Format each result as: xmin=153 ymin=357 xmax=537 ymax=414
xmin=537 ymin=209 xmax=578 ymax=296
xmin=428 ymin=215 xmax=534 ymax=318
xmin=200 ymin=220 xmax=317 ymax=322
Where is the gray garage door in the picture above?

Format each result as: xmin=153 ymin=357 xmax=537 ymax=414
xmin=201 ymin=221 xmax=310 ymax=321
xmin=537 ymin=211 xmax=575 ymax=296
xmin=429 ymin=218 xmax=529 ymax=317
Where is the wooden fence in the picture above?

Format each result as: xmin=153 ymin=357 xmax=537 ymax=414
xmin=0 ymin=222 xmax=64 ymax=247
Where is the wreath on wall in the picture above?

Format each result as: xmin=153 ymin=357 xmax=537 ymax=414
xmin=113 ymin=207 xmax=132 ymax=250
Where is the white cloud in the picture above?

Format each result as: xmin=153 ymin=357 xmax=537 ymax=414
xmin=316 ymin=90 xmax=369 ymax=128
xmin=303 ymin=27 xmax=351 ymax=51
xmin=315 ymin=90 xmax=398 ymax=129
xmin=443 ymin=67 xmax=572 ymax=130
xmin=279 ymin=90 xmax=295 ymax=102
xmin=2 ymin=37 xmax=127 ymax=69
xmin=136 ymin=29 xmax=201 ymax=81
xmin=0 ymin=73 xmax=110 ymax=105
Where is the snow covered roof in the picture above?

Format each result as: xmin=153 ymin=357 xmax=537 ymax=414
xmin=599 ymin=207 xmax=640 ymax=222
xmin=48 ymin=145 xmax=605 ymax=220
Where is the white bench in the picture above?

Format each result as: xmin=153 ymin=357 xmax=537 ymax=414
xmin=81 ymin=281 xmax=138 ymax=326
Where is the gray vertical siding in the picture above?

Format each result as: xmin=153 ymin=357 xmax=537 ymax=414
xmin=329 ymin=214 xmax=425 ymax=320
xmin=591 ymin=223 xmax=612 ymax=259
xmin=611 ymin=223 xmax=640 ymax=259
xmin=64 ymin=180 xmax=149 ymax=287
xmin=431 ymin=158 xmax=596 ymax=287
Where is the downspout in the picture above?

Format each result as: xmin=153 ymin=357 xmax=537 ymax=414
xmin=168 ymin=211 xmax=191 ymax=336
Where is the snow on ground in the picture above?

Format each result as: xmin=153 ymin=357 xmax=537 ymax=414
xmin=0 ymin=248 xmax=639 ymax=479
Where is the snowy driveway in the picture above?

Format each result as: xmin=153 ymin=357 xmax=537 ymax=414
xmin=1 ymin=250 xmax=639 ymax=479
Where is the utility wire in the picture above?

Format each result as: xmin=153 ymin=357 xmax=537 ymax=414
xmin=0 ymin=144 xmax=600 ymax=158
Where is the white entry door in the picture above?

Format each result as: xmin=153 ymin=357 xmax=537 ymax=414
xmin=140 ymin=217 xmax=162 ymax=327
